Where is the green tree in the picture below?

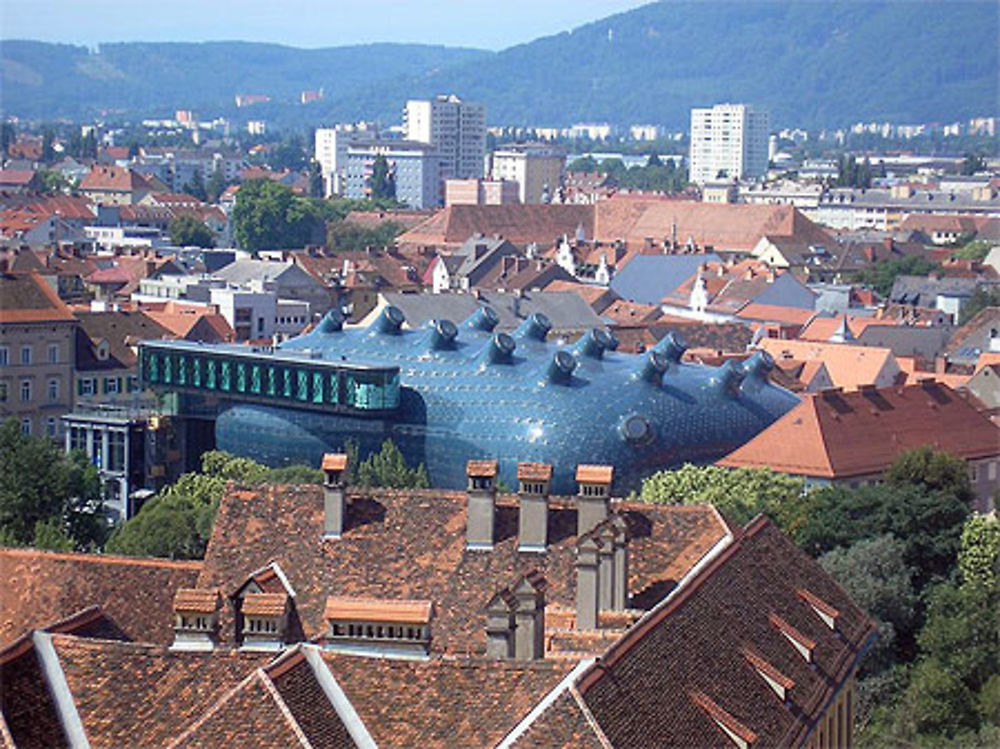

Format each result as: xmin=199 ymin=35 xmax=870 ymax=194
xmin=308 ymin=161 xmax=324 ymax=198
xmin=855 ymin=254 xmax=940 ymax=297
xmin=0 ymin=418 xmax=103 ymax=550
xmin=820 ymin=535 xmax=919 ymax=671
xmin=105 ymin=451 xmax=322 ymax=559
xmin=232 ymin=179 xmax=324 ymax=251
xmin=885 ymin=445 xmax=974 ymax=504
xmin=959 ymin=290 xmax=1000 ymax=325
xmin=326 ymin=220 xmax=404 ymax=252
xmin=182 ymin=169 xmax=208 ymax=202
xmin=959 ymin=514 xmax=1000 ymax=591
xmin=169 ymin=214 xmax=216 ymax=248
xmin=41 ymin=127 xmax=55 ymax=163
xmin=951 ymin=239 xmax=992 ymax=262
xmin=961 ymin=153 xmax=987 ymax=175
xmin=269 ymin=135 xmax=307 ymax=172
xmin=355 ymin=440 xmax=430 ymax=489
xmin=568 ymin=155 xmax=599 ymax=172
xmin=369 ymin=154 xmax=396 ymax=201
xmin=0 ymin=122 xmax=15 ymax=158
xmin=36 ymin=169 xmax=69 ymax=195
xmin=637 ymin=464 xmax=805 ymax=527
xmin=206 ymin=166 xmax=228 ymax=203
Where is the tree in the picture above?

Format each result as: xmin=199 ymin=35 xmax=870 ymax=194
xmin=36 ymin=169 xmax=69 ymax=195
xmin=855 ymin=254 xmax=940 ymax=297
xmin=169 ymin=214 xmax=216 ymax=248
xmin=182 ymin=169 xmax=208 ymax=202
xmin=326 ymin=220 xmax=404 ymax=252
xmin=885 ymin=445 xmax=974 ymax=504
xmin=567 ymin=155 xmax=599 ymax=172
xmin=637 ymin=464 xmax=805 ymax=527
xmin=820 ymin=535 xmax=919 ymax=672
xmin=105 ymin=451 xmax=322 ymax=559
xmin=41 ymin=128 xmax=55 ymax=163
xmin=961 ymin=153 xmax=987 ymax=176
xmin=308 ymin=161 xmax=324 ymax=198
xmin=959 ymin=288 xmax=1000 ymax=325
xmin=0 ymin=418 xmax=103 ymax=550
xmin=232 ymin=179 xmax=323 ymax=251
xmin=355 ymin=440 xmax=430 ymax=489
xmin=369 ymin=154 xmax=396 ymax=201
xmin=1 ymin=122 xmax=15 ymax=158
xmin=205 ymin=166 xmax=228 ymax=203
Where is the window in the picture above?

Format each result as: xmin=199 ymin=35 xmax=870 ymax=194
xmin=46 ymin=418 xmax=56 ymax=438
xmin=48 ymin=344 xmax=59 ymax=364
xmin=78 ymin=378 xmax=96 ymax=397
xmin=0 ymin=346 xmax=8 ymax=366
xmin=108 ymin=431 xmax=125 ymax=472
xmin=0 ymin=382 xmax=6 ymax=402
xmin=127 ymin=375 xmax=140 ymax=393
xmin=20 ymin=380 xmax=31 ymax=402
xmin=20 ymin=418 xmax=30 ymax=436
xmin=20 ymin=346 xmax=32 ymax=365
xmin=48 ymin=379 xmax=59 ymax=402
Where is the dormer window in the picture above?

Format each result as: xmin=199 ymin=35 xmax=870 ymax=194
xmin=171 ymin=588 xmax=220 ymax=651
xmin=96 ymin=340 xmax=109 ymax=361
xmin=769 ymin=613 xmax=816 ymax=663
xmin=797 ymin=589 xmax=840 ymax=631
xmin=239 ymin=592 xmax=289 ymax=651
xmin=324 ymin=597 xmax=433 ymax=658
xmin=742 ymin=648 xmax=796 ymax=702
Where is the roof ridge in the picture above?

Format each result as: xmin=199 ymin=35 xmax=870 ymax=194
xmin=166 ymin=670 xmax=270 ymax=748
xmin=258 ymin=670 xmax=314 ymax=749
xmin=0 ymin=546 xmax=203 ymax=570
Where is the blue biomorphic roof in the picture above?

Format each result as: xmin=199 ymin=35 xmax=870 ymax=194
xmin=215 ymin=305 xmax=800 ymax=494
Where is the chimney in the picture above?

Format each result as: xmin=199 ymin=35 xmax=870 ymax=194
xmin=576 ymin=464 xmax=613 ymax=536
xmin=322 ymin=453 xmax=349 ymax=539
xmin=484 ymin=588 xmax=516 ymax=658
xmin=517 ymin=462 xmax=552 ymax=552
xmin=597 ymin=522 xmax=616 ymax=611
xmin=575 ymin=534 xmax=601 ymax=630
xmin=610 ymin=514 xmax=630 ymax=611
xmin=512 ymin=570 xmax=546 ymax=661
xmin=466 ymin=460 xmax=498 ymax=550
xmin=171 ymin=589 xmax=220 ymax=651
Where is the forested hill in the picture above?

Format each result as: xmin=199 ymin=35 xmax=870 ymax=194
xmin=2 ymin=1 xmax=997 ymax=128
xmin=0 ymin=40 xmax=490 ymax=120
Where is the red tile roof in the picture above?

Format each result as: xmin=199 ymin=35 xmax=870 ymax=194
xmin=575 ymin=465 xmax=613 ymax=483
xmin=0 ymin=271 xmax=77 ymax=323
xmin=240 ymin=593 xmax=287 ymax=617
xmin=758 ymin=338 xmax=900 ymax=391
xmin=79 ymin=165 xmax=154 ymax=193
xmin=517 ymin=462 xmax=554 ymax=481
xmin=323 ymin=597 xmax=433 ymax=624
xmin=466 ymin=459 xmax=498 ymax=478
xmin=173 ymin=589 xmax=220 ymax=614
xmin=718 ymin=382 xmax=1000 ymax=478
xmin=398 ymin=204 xmax=595 ymax=250
xmin=0 ymin=548 xmax=202 ymax=647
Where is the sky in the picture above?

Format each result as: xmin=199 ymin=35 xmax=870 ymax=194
xmin=1 ymin=0 xmax=651 ymax=50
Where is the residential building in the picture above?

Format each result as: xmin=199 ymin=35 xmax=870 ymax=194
xmin=344 ymin=140 xmax=442 ymax=210
xmin=942 ymin=306 xmax=1000 ymax=369
xmin=426 ymin=235 xmax=522 ymax=292
xmin=0 ymin=272 xmax=77 ymax=440
xmin=488 ymin=143 xmax=566 ymax=203
xmin=209 ymin=283 xmax=310 ymax=342
xmin=718 ymin=381 xmax=1000 ymax=511
xmin=404 ymin=94 xmax=486 ymax=180
xmin=1 ymin=458 xmax=876 ymax=748
xmin=212 ymin=259 xmax=332 ymax=316
xmin=314 ymin=123 xmax=378 ymax=197
xmin=78 ymin=165 xmax=157 ymax=206
xmin=443 ymin=178 xmax=519 ymax=206
xmin=757 ymin=337 xmax=904 ymax=391
xmin=689 ymin=103 xmax=770 ymax=184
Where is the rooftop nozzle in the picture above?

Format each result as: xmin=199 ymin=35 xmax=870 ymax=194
xmin=515 ymin=312 xmax=552 ymax=342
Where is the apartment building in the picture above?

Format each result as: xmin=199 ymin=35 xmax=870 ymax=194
xmin=489 ymin=143 xmax=566 ymax=203
xmin=689 ymin=103 xmax=770 ymax=184
xmin=404 ymin=94 xmax=486 ymax=180
xmin=314 ymin=123 xmax=378 ymax=197
xmin=344 ymin=140 xmax=442 ymax=209
xmin=0 ymin=272 xmax=77 ymax=440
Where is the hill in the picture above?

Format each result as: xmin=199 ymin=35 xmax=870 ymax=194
xmin=1 ymin=1 xmax=997 ymax=128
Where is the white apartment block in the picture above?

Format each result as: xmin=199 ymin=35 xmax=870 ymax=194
xmin=315 ymin=124 xmax=378 ymax=197
xmin=403 ymin=95 xmax=486 ymax=180
xmin=689 ymin=104 xmax=770 ymax=184
xmin=489 ymin=144 xmax=565 ymax=204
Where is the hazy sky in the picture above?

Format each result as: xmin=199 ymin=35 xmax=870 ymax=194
xmin=1 ymin=0 xmax=651 ymax=50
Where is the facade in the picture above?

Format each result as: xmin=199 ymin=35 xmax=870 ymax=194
xmin=314 ymin=124 xmax=378 ymax=197
xmin=489 ymin=143 xmax=566 ymax=203
xmin=718 ymin=381 xmax=1000 ymax=511
xmin=140 ymin=301 xmax=799 ymax=494
xmin=344 ymin=141 xmax=442 ymax=210
xmin=208 ymin=284 xmax=310 ymax=342
xmin=404 ymin=94 xmax=486 ymax=180
xmin=443 ymin=178 xmax=519 ymax=206
xmin=689 ymin=103 xmax=770 ymax=184
xmin=0 ymin=272 xmax=77 ymax=440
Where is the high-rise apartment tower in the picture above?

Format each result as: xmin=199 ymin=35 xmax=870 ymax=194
xmin=689 ymin=104 xmax=770 ymax=184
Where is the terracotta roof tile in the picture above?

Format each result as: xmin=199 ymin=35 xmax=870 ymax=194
xmin=466 ymin=459 xmax=498 ymax=478
xmin=321 ymin=453 xmax=348 ymax=472
xmin=0 ymin=271 xmax=77 ymax=323
xmin=511 ymin=690 xmax=607 ymax=749
xmin=323 ymin=597 xmax=432 ymax=625
xmin=517 ymin=462 xmax=553 ymax=481
xmin=241 ymin=593 xmax=288 ymax=617
xmin=173 ymin=589 xmax=220 ymax=614
xmin=758 ymin=337 xmax=900 ymax=390
xmin=575 ymin=465 xmax=613 ymax=484
xmin=718 ymin=382 xmax=1000 ymax=478
xmin=1 ymin=548 xmax=201 ymax=647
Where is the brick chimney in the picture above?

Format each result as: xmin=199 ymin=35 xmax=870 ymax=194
xmin=322 ymin=453 xmax=348 ymax=539
xmin=575 ymin=534 xmax=602 ymax=630
xmin=466 ymin=460 xmax=498 ymax=550
xmin=517 ymin=462 xmax=552 ymax=553
xmin=512 ymin=570 xmax=546 ymax=661
xmin=484 ymin=587 xmax=516 ymax=658
xmin=576 ymin=464 xmax=613 ymax=536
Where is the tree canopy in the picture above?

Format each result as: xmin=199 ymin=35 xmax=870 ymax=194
xmin=0 ymin=418 xmax=103 ymax=551
xmin=369 ymin=154 xmax=396 ymax=201
xmin=169 ymin=214 xmax=215 ymax=248
xmin=854 ymin=254 xmax=941 ymax=297
xmin=232 ymin=179 xmax=325 ymax=251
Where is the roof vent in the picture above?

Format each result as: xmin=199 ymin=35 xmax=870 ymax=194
xmin=239 ymin=593 xmax=290 ymax=651
xmin=797 ymin=589 xmax=840 ymax=631
xmin=324 ymin=597 xmax=432 ymax=658
xmin=576 ymin=464 xmax=612 ymax=536
xmin=321 ymin=453 xmax=349 ymax=539
xmin=652 ymin=331 xmax=687 ymax=362
xmin=544 ymin=351 xmax=577 ymax=385
xmin=517 ymin=462 xmax=552 ymax=552
xmin=466 ymin=459 xmax=498 ymax=550
xmin=690 ymin=691 xmax=758 ymax=749
xmin=515 ymin=312 xmax=551 ymax=341
xmin=425 ymin=318 xmax=458 ymax=351
xmin=742 ymin=648 xmax=795 ymax=702
xmin=572 ymin=327 xmax=614 ymax=359
xmin=708 ymin=360 xmax=746 ymax=398
xmin=372 ymin=305 xmax=405 ymax=334
xmin=634 ymin=350 xmax=670 ymax=384
xmin=769 ymin=613 xmax=816 ymax=663
xmin=485 ymin=588 xmax=517 ymax=658
xmin=741 ymin=351 xmax=774 ymax=384
xmin=463 ymin=305 xmax=499 ymax=332
xmin=317 ymin=307 xmax=345 ymax=333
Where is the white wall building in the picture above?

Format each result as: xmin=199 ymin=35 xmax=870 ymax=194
xmin=403 ymin=95 xmax=486 ymax=180
xmin=488 ymin=144 xmax=565 ymax=203
xmin=689 ymin=103 xmax=770 ymax=184
xmin=314 ymin=124 xmax=378 ymax=197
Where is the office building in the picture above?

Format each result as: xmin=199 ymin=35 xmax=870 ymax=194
xmin=404 ymin=95 xmax=486 ymax=180
xmin=689 ymin=104 xmax=770 ymax=184
xmin=344 ymin=141 xmax=442 ymax=209
xmin=314 ymin=124 xmax=378 ymax=197
xmin=489 ymin=143 xmax=566 ymax=204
